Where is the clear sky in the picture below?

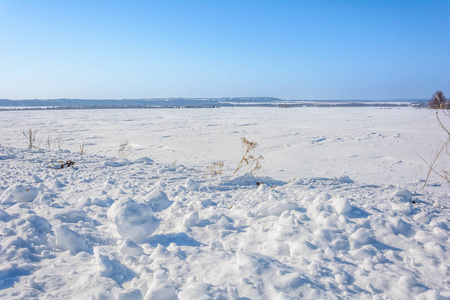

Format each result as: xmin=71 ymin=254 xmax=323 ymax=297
xmin=1 ymin=0 xmax=449 ymax=100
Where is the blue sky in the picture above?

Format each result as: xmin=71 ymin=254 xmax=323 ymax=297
xmin=1 ymin=0 xmax=449 ymax=100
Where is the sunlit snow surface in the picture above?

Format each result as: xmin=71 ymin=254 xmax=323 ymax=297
xmin=0 ymin=107 xmax=449 ymax=299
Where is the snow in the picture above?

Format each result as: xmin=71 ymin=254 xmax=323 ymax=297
xmin=0 ymin=106 xmax=449 ymax=299
xmin=107 ymin=199 xmax=160 ymax=241
xmin=332 ymin=197 xmax=353 ymax=215
xmin=51 ymin=224 xmax=87 ymax=254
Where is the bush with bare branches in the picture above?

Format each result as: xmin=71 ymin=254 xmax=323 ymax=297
xmin=234 ymin=137 xmax=263 ymax=175
xmin=23 ymin=128 xmax=40 ymax=149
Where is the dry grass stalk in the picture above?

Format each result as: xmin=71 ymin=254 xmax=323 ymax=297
xmin=54 ymin=135 xmax=64 ymax=150
xmin=118 ymin=140 xmax=131 ymax=159
xmin=23 ymin=128 xmax=39 ymax=149
xmin=206 ymin=161 xmax=224 ymax=177
xmin=46 ymin=135 xmax=52 ymax=150
xmin=418 ymin=109 xmax=450 ymax=188
xmin=80 ymin=141 xmax=87 ymax=156
xmin=234 ymin=137 xmax=263 ymax=175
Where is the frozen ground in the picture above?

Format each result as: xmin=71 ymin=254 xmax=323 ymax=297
xmin=0 ymin=107 xmax=449 ymax=299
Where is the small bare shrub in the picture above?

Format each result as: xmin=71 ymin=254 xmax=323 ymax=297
xmin=205 ymin=161 xmax=224 ymax=177
xmin=118 ymin=140 xmax=131 ymax=159
xmin=23 ymin=128 xmax=40 ymax=149
xmin=234 ymin=137 xmax=263 ymax=175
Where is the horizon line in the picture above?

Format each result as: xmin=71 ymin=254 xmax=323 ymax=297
xmin=0 ymin=97 xmax=427 ymax=102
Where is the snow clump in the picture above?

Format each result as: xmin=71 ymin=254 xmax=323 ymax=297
xmin=332 ymin=197 xmax=352 ymax=215
xmin=107 ymin=199 xmax=160 ymax=241
xmin=144 ymin=187 xmax=172 ymax=212
xmin=185 ymin=178 xmax=200 ymax=191
xmin=143 ymin=270 xmax=176 ymax=300
xmin=94 ymin=246 xmax=135 ymax=285
xmin=52 ymin=224 xmax=86 ymax=254
xmin=1 ymin=184 xmax=39 ymax=203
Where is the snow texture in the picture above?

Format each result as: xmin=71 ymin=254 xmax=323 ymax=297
xmin=0 ymin=107 xmax=449 ymax=299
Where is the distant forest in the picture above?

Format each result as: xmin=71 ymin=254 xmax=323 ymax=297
xmin=0 ymin=97 xmax=425 ymax=110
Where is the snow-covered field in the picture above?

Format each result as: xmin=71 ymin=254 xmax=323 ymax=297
xmin=0 ymin=107 xmax=449 ymax=299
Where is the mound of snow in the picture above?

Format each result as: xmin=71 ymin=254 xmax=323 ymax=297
xmin=134 ymin=156 xmax=154 ymax=165
xmin=107 ymin=199 xmax=160 ymax=240
xmin=51 ymin=179 xmax=65 ymax=189
xmin=391 ymin=189 xmax=413 ymax=201
xmin=149 ymin=244 xmax=171 ymax=262
xmin=0 ymin=208 xmax=12 ymax=222
xmin=185 ymin=178 xmax=200 ymax=191
xmin=257 ymin=200 xmax=298 ymax=217
xmin=1 ymin=184 xmax=39 ymax=203
xmin=332 ymin=197 xmax=352 ymax=215
xmin=118 ymin=289 xmax=143 ymax=300
xmin=119 ymin=237 xmax=144 ymax=257
xmin=390 ymin=217 xmax=414 ymax=237
xmin=182 ymin=211 xmax=200 ymax=227
xmin=53 ymin=209 xmax=92 ymax=223
xmin=391 ymin=201 xmax=413 ymax=214
xmin=178 ymin=282 xmax=220 ymax=300
xmin=104 ymin=160 xmax=127 ymax=167
xmin=94 ymin=247 xmax=134 ymax=285
xmin=335 ymin=175 xmax=354 ymax=183
xmin=52 ymin=225 xmax=86 ymax=254
xmin=350 ymin=228 xmax=372 ymax=245
xmin=144 ymin=188 xmax=172 ymax=212
xmin=24 ymin=214 xmax=52 ymax=237
xmin=143 ymin=270 xmax=176 ymax=300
